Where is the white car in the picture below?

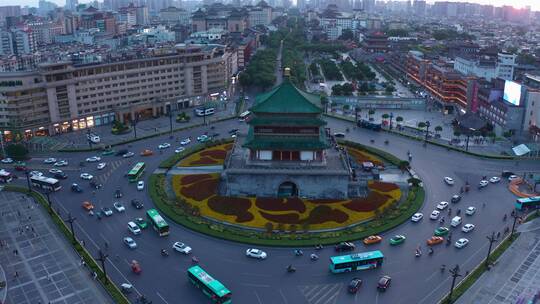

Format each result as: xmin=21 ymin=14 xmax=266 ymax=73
xmin=127 ymin=221 xmax=141 ymax=235
xmin=158 ymin=143 xmax=171 ymax=149
xmin=245 ymin=248 xmax=267 ymax=259
xmin=113 ymin=202 xmax=126 ymax=212
xmin=137 ymin=181 xmax=144 ymax=191
xmin=489 ymin=176 xmax=501 ymax=183
xmin=48 ymin=168 xmax=63 ymax=174
xmin=97 ymin=162 xmax=107 ymax=170
xmin=430 ymin=210 xmax=441 ymax=220
xmin=172 ymin=241 xmax=192 ymax=254
xmin=102 ymin=207 xmax=113 ymax=216
xmin=454 ymin=238 xmax=469 ymax=248
xmin=197 ymin=135 xmax=209 ymax=142
xmin=122 ymin=152 xmax=135 ymax=158
xmin=436 ymin=201 xmax=449 ymax=210
xmin=29 ymin=171 xmax=43 ymax=177
xmin=478 ymin=180 xmax=489 ymax=188
xmin=86 ymin=156 xmax=101 ymax=162
xmin=175 ymin=147 xmax=185 ymax=154
xmin=444 ymin=177 xmax=454 ymax=185
xmin=1 ymin=157 xmax=13 ymax=164
xmin=80 ymin=173 xmax=93 ymax=180
xmin=123 ymin=237 xmax=137 ymax=249
xmin=508 ymin=175 xmax=519 ymax=182
xmin=411 ymin=213 xmax=423 ymax=222
xmin=465 ymin=206 xmax=476 ymax=215
xmin=462 ymin=223 xmax=475 ymax=233
xmin=180 ymin=138 xmax=191 ymax=145
xmin=43 ymin=157 xmax=57 ymax=164
xmin=54 ymin=160 xmax=68 ymax=167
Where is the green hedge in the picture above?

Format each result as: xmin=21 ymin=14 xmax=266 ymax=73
xmin=150 ymin=172 xmax=424 ymax=246
xmin=58 ymin=116 xmax=235 ymax=152
xmin=158 ymin=138 xmax=234 ymax=169
xmin=5 ymin=186 xmax=128 ymax=304
xmin=439 ymin=233 xmax=519 ymax=304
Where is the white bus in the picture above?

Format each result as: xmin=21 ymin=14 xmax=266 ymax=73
xmin=0 ymin=169 xmax=12 ymax=183
xmin=30 ymin=175 xmax=62 ymax=192
xmin=195 ymin=108 xmax=215 ymax=117
xmin=239 ymin=111 xmax=251 ymax=121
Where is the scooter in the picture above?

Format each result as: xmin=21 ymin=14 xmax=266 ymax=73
xmin=310 ymin=254 xmax=319 ymax=261
xmin=287 ymin=265 xmax=296 ymax=273
xmin=160 ymin=249 xmax=169 ymax=257
xmin=294 ymin=249 xmax=303 ymax=256
xmin=428 ymin=248 xmax=434 ymax=255
xmin=415 ymin=249 xmax=422 ymax=257
xmin=315 ymin=244 xmax=324 ymax=251
xmin=191 ymin=256 xmax=199 ymax=264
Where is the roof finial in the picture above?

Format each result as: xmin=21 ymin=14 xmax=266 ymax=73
xmin=284 ymin=67 xmax=291 ymax=77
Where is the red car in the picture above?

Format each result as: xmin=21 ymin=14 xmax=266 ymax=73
xmin=15 ymin=165 xmax=27 ymax=171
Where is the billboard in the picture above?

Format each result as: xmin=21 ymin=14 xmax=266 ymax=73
xmin=503 ymin=81 xmax=522 ymax=106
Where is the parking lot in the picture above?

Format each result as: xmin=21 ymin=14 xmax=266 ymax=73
xmin=0 ymin=191 xmax=111 ymax=304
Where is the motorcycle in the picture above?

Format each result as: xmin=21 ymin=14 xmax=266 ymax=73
xmin=315 ymin=244 xmax=323 ymax=251
xmin=384 ymin=140 xmax=389 ymax=145
xmin=294 ymin=249 xmax=303 ymax=256
xmin=191 ymin=256 xmax=199 ymax=264
xmin=310 ymin=254 xmax=319 ymax=261
xmin=428 ymin=248 xmax=434 ymax=255
xmin=415 ymin=249 xmax=422 ymax=257
xmin=286 ymin=265 xmax=296 ymax=273
xmin=160 ymin=249 xmax=169 ymax=257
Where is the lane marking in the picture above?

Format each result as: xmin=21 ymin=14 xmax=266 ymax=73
xmin=254 ymin=291 xmax=263 ymax=304
xmin=156 ymin=291 xmax=170 ymax=304
xmin=279 ymin=289 xmax=289 ymax=304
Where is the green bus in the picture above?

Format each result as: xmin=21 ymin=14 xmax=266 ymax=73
xmin=187 ymin=266 xmax=232 ymax=304
xmin=329 ymin=250 xmax=384 ymax=273
xmin=515 ymin=196 xmax=540 ymax=210
xmin=127 ymin=162 xmax=145 ymax=182
xmin=146 ymin=209 xmax=169 ymax=236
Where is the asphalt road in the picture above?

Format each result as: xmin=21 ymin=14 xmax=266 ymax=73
xmin=2 ymin=116 xmax=539 ymax=304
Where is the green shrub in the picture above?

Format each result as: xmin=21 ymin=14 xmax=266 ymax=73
xmin=6 ymin=143 xmax=29 ymax=160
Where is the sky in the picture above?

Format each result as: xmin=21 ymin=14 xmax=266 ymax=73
xmin=0 ymin=0 xmax=538 ymax=11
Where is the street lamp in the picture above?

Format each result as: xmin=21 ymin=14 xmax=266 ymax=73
xmin=389 ymin=112 xmax=394 ymax=130
xmin=45 ymin=190 xmax=52 ymax=214
xmin=132 ymin=113 xmax=140 ymax=139
xmin=447 ymin=264 xmax=462 ymax=304
xmin=86 ymin=129 xmax=92 ymax=149
xmin=424 ymin=121 xmax=431 ymax=142
xmin=24 ymin=170 xmax=31 ymax=192
xmin=64 ymin=213 xmax=77 ymax=244
xmin=95 ymin=249 xmax=109 ymax=285
xmin=485 ymin=231 xmax=498 ymax=269
xmin=465 ymin=127 xmax=476 ymax=152
xmin=168 ymin=104 xmax=174 ymax=139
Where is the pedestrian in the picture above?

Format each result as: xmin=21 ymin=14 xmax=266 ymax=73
xmin=14 ymin=271 xmax=18 ymax=278
xmin=47 ymin=274 xmax=51 ymax=281
xmin=31 ymin=226 xmax=34 ymax=232
xmin=92 ymin=272 xmax=97 ymax=280
xmin=17 ymin=210 xmax=20 ymax=217
xmin=80 ymin=240 xmax=85 ymax=246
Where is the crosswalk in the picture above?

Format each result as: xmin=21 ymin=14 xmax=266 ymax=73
xmin=93 ymin=159 xmax=126 ymax=185
xmin=298 ymin=283 xmax=343 ymax=304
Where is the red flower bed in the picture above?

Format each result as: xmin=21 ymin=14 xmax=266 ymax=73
xmin=369 ymin=181 xmax=399 ymax=192
xmin=191 ymin=156 xmax=219 ymax=165
xmin=200 ymin=149 xmax=228 ymax=160
xmin=347 ymin=149 xmax=384 ymax=166
xmin=180 ymin=178 xmax=219 ymax=201
xmin=207 ymin=196 xmax=253 ymax=223
xmin=259 ymin=211 xmax=300 ymax=224
xmin=307 ymin=199 xmax=343 ymax=205
xmin=343 ymin=192 xmax=389 ymax=212
xmin=255 ymin=197 xmax=306 ymax=213
xmin=180 ymin=174 xmax=213 ymax=185
xmin=305 ymin=205 xmax=349 ymax=224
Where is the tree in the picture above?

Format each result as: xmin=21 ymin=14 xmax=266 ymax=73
xmin=368 ymin=109 xmax=375 ymax=120
xmin=331 ymin=84 xmax=342 ymax=96
xmin=382 ymin=113 xmax=390 ymax=122
xmin=320 ymin=95 xmax=328 ymax=113
xmin=358 ymin=82 xmax=369 ymax=94
xmin=398 ymin=160 xmax=410 ymax=172
xmin=395 ymin=116 xmax=403 ymax=127
xmin=6 ymin=143 xmax=29 ymax=160
xmin=339 ymin=29 xmax=354 ymax=40
xmin=407 ymin=177 xmax=421 ymax=187
xmin=385 ymin=85 xmax=396 ymax=95
xmin=354 ymin=106 xmax=361 ymax=122
xmin=453 ymin=131 xmax=461 ymax=139
xmin=238 ymin=71 xmax=251 ymax=88
xmin=417 ymin=122 xmax=426 ymax=129
xmin=434 ymin=125 xmax=443 ymax=135
xmin=341 ymin=82 xmax=354 ymax=95
xmin=342 ymin=104 xmax=351 ymax=112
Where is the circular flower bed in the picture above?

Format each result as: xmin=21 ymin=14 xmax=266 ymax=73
xmin=177 ymin=143 xmax=233 ymax=167
xmin=171 ymin=173 xmax=401 ymax=231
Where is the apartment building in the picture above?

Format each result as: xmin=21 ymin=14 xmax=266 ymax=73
xmin=0 ymin=44 xmax=231 ymax=139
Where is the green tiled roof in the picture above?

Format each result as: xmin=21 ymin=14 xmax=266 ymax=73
xmin=250 ymin=79 xmax=322 ymax=114
xmin=243 ymin=128 xmax=330 ymax=150
xmin=249 ymin=116 xmax=327 ymax=127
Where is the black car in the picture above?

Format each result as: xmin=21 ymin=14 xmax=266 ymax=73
xmin=54 ymin=172 xmax=68 ymax=179
xmin=71 ymin=183 xmax=82 ymax=193
xmin=335 ymin=242 xmax=355 ymax=252
xmin=228 ymin=128 xmax=239 ymax=134
xmin=357 ymin=120 xmax=382 ymax=131
xmin=377 ymin=275 xmax=391 ymax=291
xmin=115 ymin=189 xmax=123 ymax=198
xmin=211 ymin=133 xmax=220 ymax=138
xmin=131 ymin=199 xmax=144 ymax=209
xmin=451 ymin=194 xmax=461 ymax=203
xmin=348 ymin=278 xmax=363 ymax=293
xmin=502 ymin=170 xmax=515 ymax=178
xmin=115 ymin=149 xmax=128 ymax=156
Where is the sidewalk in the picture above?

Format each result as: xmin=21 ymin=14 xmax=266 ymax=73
xmin=455 ymin=218 xmax=540 ymax=304
xmin=30 ymin=105 xmax=237 ymax=151
xmin=0 ymin=191 xmax=112 ymax=304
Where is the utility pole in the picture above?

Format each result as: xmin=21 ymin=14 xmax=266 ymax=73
xmin=424 ymin=121 xmax=431 ymax=142
xmin=168 ymin=105 xmax=173 ymax=138
xmin=132 ymin=114 xmax=139 ymax=139
xmin=86 ymin=129 xmax=92 ymax=149
xmin=95 ymin=249 xmax=109 ymax=285
xmin=447 ymin=264 xmax=462 ymax=304
xmin=25 ymin=170 xmax=31 ymax=192
xmin=485 ymin=231 xmax=498 ymax=269
xmin=0 ymin=131 xmax=5 ymax=158
xmin=64 ymin=213 xmax=77 ymax=244
xmin=389 ymin=112 xmax=394 ymax=130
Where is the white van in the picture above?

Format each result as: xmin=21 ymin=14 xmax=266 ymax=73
xmin=87 ymin=134 xmax=100 ymax=144
xmin=195 ymin=107 xmax=215 ymax=117
xmin=451 ymin=216 xmax=462 ymax=227
xmin=127 ymin=221 xmax=141 ymax=235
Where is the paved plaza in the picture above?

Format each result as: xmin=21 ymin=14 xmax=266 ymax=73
xmin=456 ymin=217 xmax=540 ymax=304
xmin=0 ymin=191 xmax=112 ymax=304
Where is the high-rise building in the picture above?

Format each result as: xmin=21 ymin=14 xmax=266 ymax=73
xmin=11 ymin=28 xmax=36 ymax=55
xmin=413 ymin=0 xmax=425 ymax=16
xmin=65 ymin=0 xmax=78 ymax=11
xmin=362 ymin=0 xmax=374 ymax=13
xmin=0 ymin=31 xmax=14 ymax=55
xmin=0 ymin=6 xmax=21 ymax=25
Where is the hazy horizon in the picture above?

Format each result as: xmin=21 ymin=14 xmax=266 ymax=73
xmin=0 ymin=0 xmax=538 ymax=11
